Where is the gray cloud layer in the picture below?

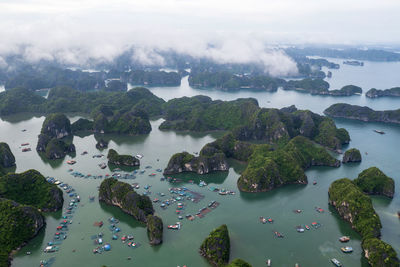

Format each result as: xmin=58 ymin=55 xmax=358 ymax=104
xmin=1 ymin=0 xmax=399 ymax=75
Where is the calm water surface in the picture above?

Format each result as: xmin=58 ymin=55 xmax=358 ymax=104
xmin=6 ymin=60 xmax=400 ymax=267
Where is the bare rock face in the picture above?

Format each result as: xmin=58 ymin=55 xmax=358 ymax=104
xmin=40 ymin=113 xmax=72 ymax=139
xmin=0 ymin=142 xmax=16 ymax=168
xmin=36 ymin=114 xmax=75 ymax=159
xmin=96 ymin=138 xmax=108 ymax=150
xmin=163 ymin=151 xmax=229 ymax=175
xmin=342 ymin=148 xmax=362 ymax=163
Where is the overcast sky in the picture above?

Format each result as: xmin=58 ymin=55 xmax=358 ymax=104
xmin=0 ymin=0 xmax=399 ymax=74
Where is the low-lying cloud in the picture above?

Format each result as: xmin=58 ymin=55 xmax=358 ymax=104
xmin=1 ymin=0 xmax=399 ymax=76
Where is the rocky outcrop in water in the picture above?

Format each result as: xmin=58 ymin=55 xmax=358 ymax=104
xmin=36 ymin=114 xmax=75 ymax=159
xmin=107 ymin=149 xmax=140 ymax=166
xmin=99 ymin=179 xmax=163 ymax=245
xmin=328 ymin=178 xmax=399 ymax=266
xmin=354 ymin=167 xmax=395 ymax=198
xmin=163 ymin=150 xmax=228 ymax=175
xmin=200 ymin=224 xmax=230 ymax=267
xmin=324 ymin=103 xmax=400 ymax=124
xmin=96 ymin=138 xmax=109 ymax=150
xmin=40 ymin=113 xmax=72 ymax=138
xmin=366 ymin=87 xmax=400 ymax=98
xmin=146 ymin=215 xmax=163 ymax=246
xmin=0 ymin=142 xmax=15 ymax=168
xmin=0 ymin=198 xmax=45 ymax=267
xmin=342 ymin=148 xmax=362 ymax=163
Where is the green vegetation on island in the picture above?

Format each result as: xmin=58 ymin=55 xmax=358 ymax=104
xmin=0 ymin=198 xmax=45 ymax=267
xmin=0 ymin=86 xmax=165 ymax=118
xmin=283 ymin=79 xmax=362 ymax=96
xmin=324 ymin=103 xmax=400 ymax=124
xmin=0 ymin=87 xmax=46 ymax=116
xmin=72 ymin=108 xmax=152 ymax=135
xmin=354 ymin=167 xmax=395 ymax=198
xmin=36 ymin=114 xmax=75 ymax=159
xmin=0 ymin=143 xmax=15 ymax=168
xmin=107 ymin=149 xmax=140 ymax=167
xmin=189 ymin=71 xmax=284 ymax=92
xmin=123 ymin=70 xmax=181 ymax=86
xmin=199 ymin=224 xmax=230 ymax=267
xmin=366 ymin=87 xmax=400 ymax=98
xmin=226 ymin=259 xmax=253 ymax=267
xmin=329 ymin=178 xmax=381 ymax=238
xmin=99 ymin=178 xmax=163 ymax=245
xmin=0 ymin=169 xmax=63 ymax=212
xmin=234 ymin=107 xmax=349 ymax=151
xmin=146 ymin=214 xmax=163 ymax=246
xmin=342 ymin=148 xmax=362 ymax=163
xmin=362 ymin=238 xmax=400 ymax=267
xmin=160 ymin=96 xmax=259 ymax=131
xmin=237 ymin=136 xmax=339 ymax=192
xmin=329 ymin=177 xmax=399 ymax=266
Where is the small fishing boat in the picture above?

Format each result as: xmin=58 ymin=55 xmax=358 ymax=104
xmin=315 ymin=207 xmax=325 ymax=213
xmin=21 ymin=143 xmax=29 ymax=146
xmin=331 ymin=258 xmax=342 ymax=266
xmin=267 ymin=218 xmax=274 ymax=223
xmin=341 ymin=246 xmax=353 ymax=253
xmin=66 ymin=160 xmax=76 ymax=165
xmin=274 ymin=231 xmax=284 ymax=238
xmin=22 ymin=148 xmax=31 ymax=152
xmin=296 ymin=227 xmax=305 ymax=233
xmin=373 ymin=129 xmax=385 ymax=134
xmin=313 ymin=181 xmax=317 ymax=185
xmin=99 ymin=163 xmax=107 ymax=169
xmin=259 ymin=216 xmax=267 ymax=224
xmin=135 ymin=154 xmax=143 ymax=159
xmin=81 ymin=151 xmax=88 ymax=155
xmin=266 ymin=259 xmax=271 ymax=266
xmin=305 ymin=225 xmax=310 ymax=230
xmin=339 ymin=236 xmax=350 ymax=242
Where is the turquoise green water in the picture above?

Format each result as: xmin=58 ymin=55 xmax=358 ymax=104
xmin=5 ymin=61 xmax=400 ymax=267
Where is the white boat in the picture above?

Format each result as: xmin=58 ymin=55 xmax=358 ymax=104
xmin=331 ymin=258 xmax=342 ymax=267
xmin=341 ymin=246 xmax=353 ymax=253
xmin=135 ymin=154 xmax=143 ymax=159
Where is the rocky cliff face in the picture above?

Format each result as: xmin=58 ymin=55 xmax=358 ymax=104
xmin=99 ymin=179 xmax=163 ymax=245
xmin=342 ymin=148 xmax=362 ymax=163
xmin=95 ymin=138 xmax=108 ymax=150
xmin=163 ymin=151 xmax=229 ymax=175
xmin=41 ymin=113 xmax=72 ymax=138
xmin=362 ymin=237 xmax=400 ymax=267
xmin=99 ymin=178 xmax=154 ymax=223
xmin=200 ymin=224 xmax=230 ymax=267
xmin=146 ymin=215 xmax=163 ymax=246
xmin=107 ymin=149 xmax=140 ymax=166
xmin=0 ymin=142 xmax=16 ymax=168
xmin=36 ymin=114 xmax=75 ymax=159
xmin=328 ymin=178 xmax=381 ymax=238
